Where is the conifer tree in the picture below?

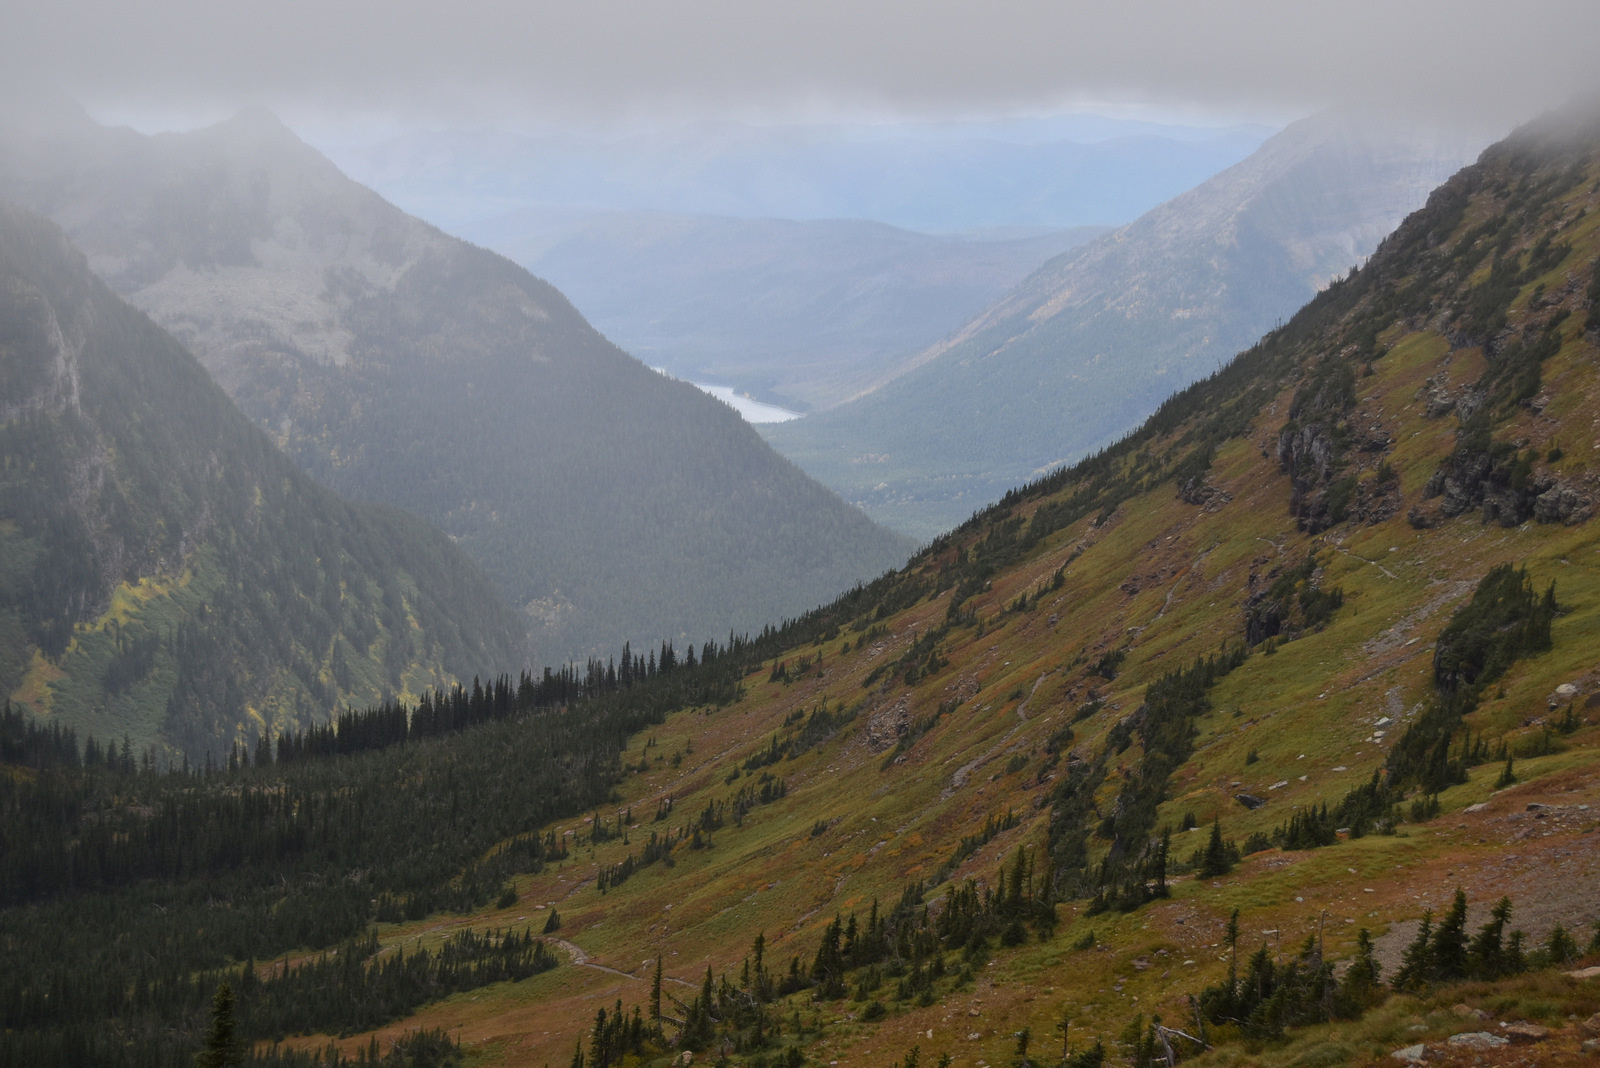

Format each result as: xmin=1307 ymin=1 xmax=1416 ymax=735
xmin=1467 ymin=896 xmax=1513 ymax=978
xmin=1337 ymin=928 xmax=1382 ymax=1010
xmin=1011 ymin=1027 xmax=1031 ymax=1068
xmin=1496 ymin=754 xmax=1517 ymax=788
xmin=194 ymin=982 xmax=239 ymax=1068
xmin=1225 ymin=908 xmax=1240 ymax=996
xmin=1543 ymin=924 xmax=1580 ymax=965
xmin=1431 ymin=889 xmax=1469 ymax=980
xmin=650 ymin=954 xmax=662 ymax=1026
xmin=1392 ymin=911 xmax=1434 ymax=991
xmin=1505 ymin=929 xmax=1528 ymax=974
xmin=1200 ymin=819 xmax=1232 ymax=878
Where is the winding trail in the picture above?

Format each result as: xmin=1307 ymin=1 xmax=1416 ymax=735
xmin=542 ymin=938 xmax=694 ymax=987
xmin=1333 ymin=544 xmax=1397 ymax=580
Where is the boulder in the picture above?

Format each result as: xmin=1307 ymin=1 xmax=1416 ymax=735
xmin=1389 ymin=1043 xmax=1428 ymax=1064
xmin=1421 ymin=376 xmax=1456 ymax=418
xmin=1501 ymin=1021 xmax=1549 ymax=1044
xmin=1446 ymin=1032 xmax=1507 ymax=1049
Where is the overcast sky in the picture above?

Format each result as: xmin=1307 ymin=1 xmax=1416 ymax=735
xmin=8 ymin=0 xmax=1600 ymax=131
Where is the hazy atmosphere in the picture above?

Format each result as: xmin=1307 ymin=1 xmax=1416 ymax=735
xmin=8 ymin=0 xmax=1599 ymax=128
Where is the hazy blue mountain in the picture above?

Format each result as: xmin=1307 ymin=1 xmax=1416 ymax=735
xmin=0 ymin=201 xmax=530 ymax=758
xmin=0 ymin=99 xmax=914 ymax=659
xmin=763 ymin=109 xmax=1489 ymax=539
xmin=320 ymin=115 xmax=1272 ymax=235
xmin=489 ymin=211 xmax=1105 ymax=411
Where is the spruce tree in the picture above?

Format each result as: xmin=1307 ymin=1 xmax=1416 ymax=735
xmin=1543 ymin=924 xmax=1580 ymax=965
xmin=1431 ymin=889 xmax=1469 ymax=980
xmin=1392 ymin=911 xmax=1434 ymax=991
xmin=1011 ymin=1027 xmax=1031 ymax=1068
xmin=1200 ymin=819 xmax=1232 ymax=878
xmin=194 ymin=982 xmax=239 ymax=1068
xmin=1504 ymin=929 xmax=1527 ymax=973
xmin=1337 ymin=928 xmax=1382 ymax=1013
xmin=1467 ymin=896 xmax=1512 ymax=978
xmin=1496 ymin=754 xmax=1517 ymax=788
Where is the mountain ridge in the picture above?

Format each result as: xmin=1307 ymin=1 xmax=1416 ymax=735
xmin=766 ymin=108 xmax=1491 ymax=538
xmin=0 ymin=99 xmax=915 ymax=659
xmin=503 ymin=209 xmax=1107 ymax=411
xmin=0 ymin=200 xmax=529 ymax=758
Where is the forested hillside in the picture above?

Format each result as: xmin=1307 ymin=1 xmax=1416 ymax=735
xmin=0 ymin=96 xmax=913 ymax=659
xmin=6 ymin=105 xmax=1600 ymax=1068
xmin=0 ymin=202 xmax=527 ymax=759
xmin=767 ymin=109 xmax=1485 ymax=538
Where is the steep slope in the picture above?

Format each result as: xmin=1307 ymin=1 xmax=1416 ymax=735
xmin=0 ymin=202 xmax=527 ymax=759
xmin=8 ymin=104 xmax=1600 ymax=1068
xmin=310 ymin=103 xmax=1600 ymax=1061
xmin=489 ymin=211 xmax=1105 ymax=412
xmin=767 ymin=109 xmax=1488 ymax=539
xmin=0 ymin=98 xmax=914 ymax=659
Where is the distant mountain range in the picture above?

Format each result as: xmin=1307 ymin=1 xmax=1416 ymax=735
xmin=493 ymin=211 xmax=1105 ymax=412
xmin=322 ymin=114 xmax=1272 ymax=235
xmin=0 ymin=97 xmax=914 ymax=659
xmin=0 ymin=202 xmax=529 ymax=758
xmin=764 ymin=109 xmax=1491 ymax=538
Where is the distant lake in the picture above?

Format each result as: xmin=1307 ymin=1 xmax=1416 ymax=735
xmin=697 ymin=384 xmax=804 ymax=424
xmin=652 ymin=366 xmax=805 ymax=423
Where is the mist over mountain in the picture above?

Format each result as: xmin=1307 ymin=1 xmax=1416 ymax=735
xmin=0 ymin=98 xmax=913 ymax=659
xmin=321 ymin=115 xmax=1272 ymax=236
xmin=765 ymin=108 xmax=1490 ymax=538
xmin=501 ymin=212 xmax=1105 ymax=412
xmin=0 ymin=201 xmax=528 ymax=758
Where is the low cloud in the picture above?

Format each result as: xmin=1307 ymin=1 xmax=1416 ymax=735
xmin=7 ymin=0 xmax=1599 ymax=127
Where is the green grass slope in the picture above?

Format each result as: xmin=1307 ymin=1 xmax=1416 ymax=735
xmin=361 ymin=102 xmax=1600 ymax=1065
xmin=0 ymin=202 xmax=528 ymax=759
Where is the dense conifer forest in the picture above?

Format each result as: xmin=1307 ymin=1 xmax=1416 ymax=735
xmin=0 ymin=594 xmax=922 ymax=1064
